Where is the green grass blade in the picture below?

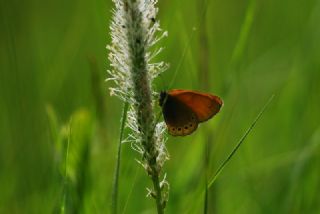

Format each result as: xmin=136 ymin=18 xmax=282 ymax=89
xmin=111 ymin=102 xmax=129 ymax=214
xmin=203 ymin=184 xmax=208 ymax=214
xmin=60 ymin=118 xmax=72 ymax=214
xmin=207 ymin=94 xmax=275 ymax=189
xmin=122 ymin=166 xmax=141 ymax=214
xmin=168 ymin=0 xmax=211 ymax=89
xmin=203 ymin=140 xmax=209 ymax=214
xmin=230 ymin=0 xmax=256 ymax=68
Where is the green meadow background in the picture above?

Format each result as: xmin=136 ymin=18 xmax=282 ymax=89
xmin=1 ymin=0 xmax=320 ymax=213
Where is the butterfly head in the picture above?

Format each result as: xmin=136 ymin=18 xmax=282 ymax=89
xmin=159 ymin=91 xmax=168 ymax=107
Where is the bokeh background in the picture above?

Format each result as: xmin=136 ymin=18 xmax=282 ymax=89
xmin=1 ymin=0 xmax=320 ymax=213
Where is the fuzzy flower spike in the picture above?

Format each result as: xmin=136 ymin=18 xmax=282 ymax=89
xmin=107 ymin=0 xmax=169 ymax=212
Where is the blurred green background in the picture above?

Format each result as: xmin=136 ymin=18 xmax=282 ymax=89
xmin=1 ymin=0 xmax=320 ymax=213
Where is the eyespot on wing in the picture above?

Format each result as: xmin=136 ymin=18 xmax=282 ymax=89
xmin=161 ymin=91 xmax=199 ymax=136
xmin=166 ymin=113 xmax=198 ymax=136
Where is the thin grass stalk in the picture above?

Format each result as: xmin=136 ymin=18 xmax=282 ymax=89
xmin=195 ymin=0 xmax=214 ymax=212
xmin=229 ymin=0 xmax=256 ymax=69
xmin=208 ymin=94 xmax=275 ymax=188
xmin=60 ymin=119 xmax=72 ymax=214
xmin=111 ymin=102 xmax=129 ymax=214
xmin=203 ymin=141 xmax=209 ymax=214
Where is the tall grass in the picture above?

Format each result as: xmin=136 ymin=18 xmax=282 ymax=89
xmin=111 ymin=102 xmax=128 ymax=214
xmin=107 ymin=0 xmax=169 ymax=213
xmin=1 ymin=0 xmax=320 ymax=213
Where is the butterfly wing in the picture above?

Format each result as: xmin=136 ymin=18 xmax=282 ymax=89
xmin=162 ymin=94 xmax=198 ymax=136
xmin=168 ymin=89 xmax=223 ymax=122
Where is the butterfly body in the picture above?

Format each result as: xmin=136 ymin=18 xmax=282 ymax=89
xmin=159 ymin=90 xmax=223 ymax=136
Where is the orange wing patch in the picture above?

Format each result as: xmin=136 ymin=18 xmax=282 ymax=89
xmin=168 ymin=89 xmax=223 ymax=122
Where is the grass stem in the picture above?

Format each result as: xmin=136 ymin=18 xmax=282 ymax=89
xmin=111 ymin=102 xmax=129 ymax=214
xmin=152 ymin=174 xmax=164 ymax=214
xmin=208 ymin=94 xmax=275 ymax=188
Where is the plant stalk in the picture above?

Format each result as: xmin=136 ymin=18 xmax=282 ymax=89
xmin=108 ymin=0 xmax=168 ymax=212
xmin=125 ymin=0 xmax=165 ymax=213
xmin=152 ymin=174 xmax=164 ymax=214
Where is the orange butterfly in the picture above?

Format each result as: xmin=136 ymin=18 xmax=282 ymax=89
xmin=159 ymin=89 xmax=223 ymax=136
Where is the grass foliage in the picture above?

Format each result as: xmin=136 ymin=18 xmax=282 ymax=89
xmin=1 ymin=0 xmax=320 ymax=213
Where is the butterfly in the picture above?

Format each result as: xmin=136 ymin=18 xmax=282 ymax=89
xmin=159 ymin=89 xmax=223 ymax=136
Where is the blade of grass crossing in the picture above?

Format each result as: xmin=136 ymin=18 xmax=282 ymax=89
xmin=60 ymin=118 xmax=72 ymax=214
xmin=121 ymin=166 xmax=141 ymax=214
xmin=207 ymin=94 xmax=275 ymax=189
xmin=111 ymin=102 xmax=129 ymax=214
xmin=230 ymin=0 xmax=256 ymax=67
xmin=203 ymin=140 xmax=209 ymax=214
xmin=168 ymin=0 xmax=211 ymax=89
